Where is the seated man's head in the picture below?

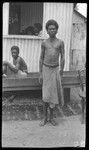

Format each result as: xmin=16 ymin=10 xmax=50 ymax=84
xmin=11 ymin=46 xmax=19 ymax=59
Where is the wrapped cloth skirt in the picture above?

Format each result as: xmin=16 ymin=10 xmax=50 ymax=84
xmin=42 ymin=65 xmax=64 ymax=107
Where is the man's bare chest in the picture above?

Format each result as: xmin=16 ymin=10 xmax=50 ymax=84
xmin=45 ymin=41 xmax=61 ymax=55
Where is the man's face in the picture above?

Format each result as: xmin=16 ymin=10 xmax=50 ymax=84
xmin=11 ymin=49 xmax=18 ymax=59
xmin=34 ymin=27 xmax=39 ymax=35
xmin=47 ymin=25 xmax=57 ymax=37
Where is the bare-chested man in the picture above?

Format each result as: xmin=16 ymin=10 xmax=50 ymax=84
xmin=39 ymin=19 xmax=65 ymax=126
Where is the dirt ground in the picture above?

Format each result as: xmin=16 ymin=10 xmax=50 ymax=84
xmin=2 ymin=115 xmax=86 ymax=147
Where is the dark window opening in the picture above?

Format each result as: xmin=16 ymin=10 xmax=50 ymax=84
xmin=9 ymin=3 xmax=21 ymax=35
xmin=9 ymin=2 xmax=43 ymax=36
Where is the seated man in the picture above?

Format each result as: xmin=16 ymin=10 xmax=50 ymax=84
xmin=3 ymin=46 xmax=28 ymax=78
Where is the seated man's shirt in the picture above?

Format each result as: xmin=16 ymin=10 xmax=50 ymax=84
xmin=13 ymin=56 xmax=28 ymax=72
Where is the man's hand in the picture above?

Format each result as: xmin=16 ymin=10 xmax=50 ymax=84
xmin=39 ymin=72 xmax=43 ymax=84
xmin=60 ymin=70 xmax=63 ymax=76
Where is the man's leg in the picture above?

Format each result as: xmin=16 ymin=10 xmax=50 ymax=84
xmin=17 ymin=70 xmax=27 ymax=78
xmin=3 ymin=64 xmax=7 ymax=75
xmin=40 ymin=102 xmax=49 ymax=126
xmin=6 ymin=65 xmax=17 ymax=77
xmin=49 ymin=103 xmax=57 ymax=126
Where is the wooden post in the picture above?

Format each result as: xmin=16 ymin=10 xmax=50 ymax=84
xmin=3 ymin=3 xmax=9 ymax=35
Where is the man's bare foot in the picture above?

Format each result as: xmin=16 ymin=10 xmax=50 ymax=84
xmin=50 ymin=118 xmax=58 ymax=126
xmin=40 ymin=118 xmax=48 ymax=126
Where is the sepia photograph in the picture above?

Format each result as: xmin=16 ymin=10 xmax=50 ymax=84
xmin=2 ymin=2 xmax=86 ymax=147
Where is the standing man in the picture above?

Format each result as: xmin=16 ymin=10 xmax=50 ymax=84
xmin=39 ymin=19 xmax=65 ymax=126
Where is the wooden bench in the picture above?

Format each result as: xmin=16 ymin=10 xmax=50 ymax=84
xmin=2 ymin=71 xmax=82 ymax=105
xmin=2 ymin=71 xmax=80 ymax=92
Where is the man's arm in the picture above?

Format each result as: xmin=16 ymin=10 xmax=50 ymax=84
xmin=39 ymin=41 xmax=45 ymax=74
xmin=6 ymin=60 xmax=20 ymax=73
xmin=60 ymin=41 xmax=65 ymax=75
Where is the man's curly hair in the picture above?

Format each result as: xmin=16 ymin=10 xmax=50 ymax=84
xmin=46 ymin=19 xmax=59 ymax=31
xmin=11 ymin=46 xmax=19 ymax=54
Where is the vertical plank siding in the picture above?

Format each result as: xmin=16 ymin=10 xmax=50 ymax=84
xmin=3 ymin=3 xmax=9 ymax=35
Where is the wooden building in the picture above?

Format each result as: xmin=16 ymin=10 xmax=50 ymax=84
xmin=70 ymin=9 xmax=86 ymax=70
xmin=3 ymin=2 xmax=73 ymax=72
xmin=3 ymin=3 xmax=86 ymax=72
